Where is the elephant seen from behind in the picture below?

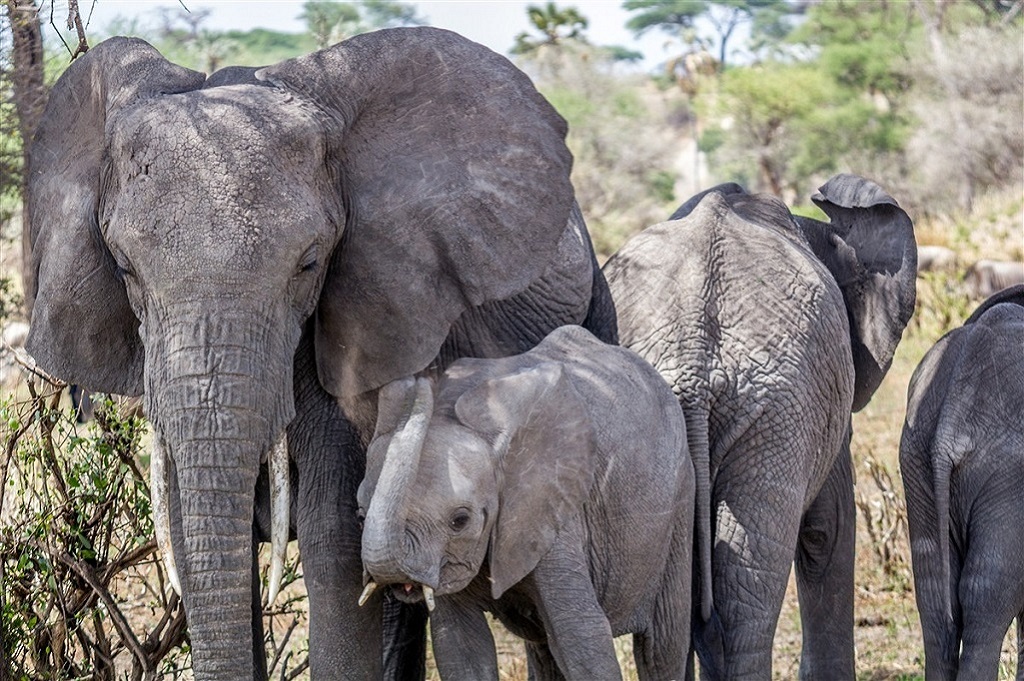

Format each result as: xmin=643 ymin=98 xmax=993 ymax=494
xmin=603 ymin=174 xmax=917 ymax=679
xmin=357 ymin=325 xmax=695 ymax=681
xmin=25 ymin=28 xmax=615 ymax=679
xmin=900 ymin=285 xmax=1024 ymax=680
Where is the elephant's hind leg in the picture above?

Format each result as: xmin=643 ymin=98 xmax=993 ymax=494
xmin=709 ymin=481 xmax=804 ymax=680
xmin=957 ymin=488 xmax=1024 ymax=681
xmin=794 ymin=436 xmax=855 ymax=681
xmin=634 ymin=519 xmax=692 ymax=681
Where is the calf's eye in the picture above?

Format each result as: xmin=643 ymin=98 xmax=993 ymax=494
xmin=449 ymin=510 xmax=471 ymax=532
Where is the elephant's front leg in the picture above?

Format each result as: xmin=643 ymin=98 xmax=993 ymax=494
xmin=290 ymin=331 xmax=382 ymax=679
xmin=531 ymin=546 xmax=621 ymax=681
xmin=794 ymin=432 xmax=855 ymax=681
xmin=429 ymin=596 xmax=499 ymax=681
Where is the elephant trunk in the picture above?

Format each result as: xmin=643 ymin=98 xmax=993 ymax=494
xmin=361 ymin=378 xmax=434 ymax=583
xmin=147 ymin=309 xmax=296 ymax=679
xmin=175 ymin=437 xmax=261 ymax=676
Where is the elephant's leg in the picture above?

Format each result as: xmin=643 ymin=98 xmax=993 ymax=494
xmin=381 ymin=596 xmax=428 ymax=680
xmin=633 ymin=626 xmax=688 ymax=681
xmin=958 ymin=562 xmax=1015 ymax=679
xmin=289 ymin=330 xmax=381 ymax=679
xmin=525 ymin=641 xmax=566 ymax=681
xmin=634 ymin=521 xmax=692 ymax=681
xmin=957 ymin=487 xmax=1024 ymax=681
xmin=794 ymin=433 xmax=855 ymax=681
xmin=429 ymin=597 xmax=498 ymax=681
xmin=708 ymin=472 xmax=805 ymax=680
xmin=531 ymin=547 xmax=621 ymax=680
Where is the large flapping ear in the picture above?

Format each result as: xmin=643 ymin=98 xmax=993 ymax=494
xmin=454 ymin=362 xmax=596 ymax=598
xmin=26 ymin=37 xmax=205 ymax=395
xmin=256 ymin=27 xmax=575 ymax=402
xmin=793 ymin=174 xmax=917 ymax=411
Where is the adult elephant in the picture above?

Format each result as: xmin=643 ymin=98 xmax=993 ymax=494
xmin=900 ymin=285 xmax=1024 ymax=680
xmin=26 ymin=29 xmax=615 ymax=680
xmin=602 ymin=175 xmax=917 ymax=679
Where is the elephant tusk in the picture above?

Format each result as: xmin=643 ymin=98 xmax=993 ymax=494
xmin=267 ymin=433 xmax=290 ymax=606
xmin=422 ymin=585 xmax=435 ymax=613
xmin=358 ymin=581 xmax=378 ymax=607
xmin=150 ymin=437 xmax=181 ymax=596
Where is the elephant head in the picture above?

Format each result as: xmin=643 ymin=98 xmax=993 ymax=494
xmin=357 ymin=361 xmax=595 ymax=606
xmin=26 ymin=29 xmax=576 ymax=678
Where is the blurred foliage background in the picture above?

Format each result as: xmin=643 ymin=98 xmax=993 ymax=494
xmin=1 ymin=0 xmax=1022 ymax=678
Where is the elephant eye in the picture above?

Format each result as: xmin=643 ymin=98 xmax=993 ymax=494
xmin=449 ymin=509 xmax=471 ymax=533
xmin=110 ymin=249 xmax=135 ymax=281
xmin=296 ymin=246 xmax=319 ymax=275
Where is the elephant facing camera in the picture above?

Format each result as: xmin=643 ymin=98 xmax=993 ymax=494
xmin=357 ymin=325 xmax=696 ymax=680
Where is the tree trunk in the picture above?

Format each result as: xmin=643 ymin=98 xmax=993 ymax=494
xmin=4 ymin=0 xmax=45 ymax=316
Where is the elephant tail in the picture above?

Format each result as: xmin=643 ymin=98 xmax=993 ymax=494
xmin=932 ymin=453 xmax=953 ymax=623
xmin=931 ymin=345 xmax=978 ymax=645
xmin=683 ymin=404 xmax=713 ymax=623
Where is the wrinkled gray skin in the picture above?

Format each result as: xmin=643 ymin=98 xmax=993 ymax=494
xmin=357 ymin=326 xmax=694 ymax=680
xmin=603 ymin=175 xmax=918 ymax=680
xmin=900 ymin=285 xmax=1024 ymax=681
xmin=25 ymin=30 xmax=615 ymax=680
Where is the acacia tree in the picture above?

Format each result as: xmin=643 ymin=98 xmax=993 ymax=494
xmin=623 ymin=0 xmax=789 ymax=70
xmin=300 ymin=0 xmax=423 ymax=49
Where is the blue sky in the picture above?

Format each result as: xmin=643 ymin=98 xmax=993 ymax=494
xmin=71 ymin=0 xmax=676 ymax=69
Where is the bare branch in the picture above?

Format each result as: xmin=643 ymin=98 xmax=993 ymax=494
xmin=3 ymin=339 xmax=67 ymax=387
xmin=31 ymin=541 xmax=150 ymax=666
xmin=66 ymin=0 xmax=89 ymax=58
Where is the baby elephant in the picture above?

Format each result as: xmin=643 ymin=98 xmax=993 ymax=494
xmin=900 ymin=285 xmax=1024 ymax=680
xmin=357 ymin=325 xmax=694 ymax=680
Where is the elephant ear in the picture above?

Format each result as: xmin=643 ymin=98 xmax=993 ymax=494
xmin=454 ymin=362 xmax=596 ymax=599
xmin=794 ymin=174 xmax=917 ymax=411
xmin=256 ymin=27 xmax=575 ymax=402
xmin=26 ymin=37 xmax=205 ymax=395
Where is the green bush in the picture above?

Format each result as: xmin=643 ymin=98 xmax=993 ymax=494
xmin=0 ymin=380 xmax=308 ymax=680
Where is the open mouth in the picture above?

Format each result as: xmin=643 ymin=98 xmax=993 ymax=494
xmin=358 ymin=580 xmax=436 ymax=611
xmin=391 ymin=583 xmax=424 ymax=604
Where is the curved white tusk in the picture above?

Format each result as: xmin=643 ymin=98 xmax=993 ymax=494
xmin=422 ymin=585 xmax=435 ymax=613
xmin=266 ymin=433 xmax=290 ymax=606
xmin=150 ymin=437 xmax=181 ymax=596
xmin=358 ymin=581 xmax=378 ymax=607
